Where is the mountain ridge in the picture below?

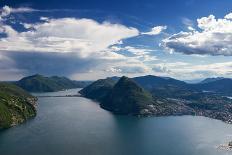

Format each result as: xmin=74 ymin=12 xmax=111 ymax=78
xmin=16 ymin=74 xmax=91 ymax=92
xmin=101 ymin=76 xmax=155 ymax=115
xmin=80 ymin=75 xmax=232 ymax=123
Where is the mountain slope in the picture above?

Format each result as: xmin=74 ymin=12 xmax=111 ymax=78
xmin=0 ymin=82 xmax=37 ymax=128
xmin=200 ymin=77 xmax=225 ymax=84
xmin=79 ymin=78 xmax=116 ymax=101
xmin=16 ymin=74 xmax=88 ymax=92
xmin=101 ymin=76 xmax=155 ymax=114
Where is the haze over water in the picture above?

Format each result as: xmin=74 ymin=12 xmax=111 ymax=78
xmin=0 ymin=89 xmax=231 ymax=155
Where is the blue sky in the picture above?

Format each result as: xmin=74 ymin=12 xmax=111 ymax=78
xmin=0 ymin=0 xmax=231 ymax=81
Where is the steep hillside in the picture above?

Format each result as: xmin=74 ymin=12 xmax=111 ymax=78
xmin=101 ymin=76 xmax=155 ymax=114
xmin=79 ymin=78 xmax=116 ymax=101
xmin=0 ymin=82 xmax=37 ymax=128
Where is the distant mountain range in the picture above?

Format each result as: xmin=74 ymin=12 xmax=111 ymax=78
xmin=80 ymin=76 xmax=232 ymax=123
xmin=133 ymin=75 xmax=188 ymax=91
xmin=0 ymin=82 xmax=37 ymax=128
xmin=7 ymin=74 xmax=231 ymax=95
xmin=199 ymin=77 xmax=225 ymax=84
xmin=15 ymin=74 xmax=92 ymax=92
xmin=109 ymin=75 xmax=232 ymax=96
xmin=193 ymin=77 xmax=232 ymax=95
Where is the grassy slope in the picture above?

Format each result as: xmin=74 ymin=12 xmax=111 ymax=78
xmin=0 ymin=82 xmax=36 ymax=128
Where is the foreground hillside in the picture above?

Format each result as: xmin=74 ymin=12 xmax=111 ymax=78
xmin=16 ymin=74 xmax=91 ymax=92
xmin=80 ymin=76 xmax=232 ymax=123
xmin=79 ymin=78 xmax=116 ymax=102
xmin=0 ymin=82 xmax=37 ymax=128
xmin=101 ymin=77 xmax=155 ymax=114
xmin=80 ymin=76 xmax=194 ymax=116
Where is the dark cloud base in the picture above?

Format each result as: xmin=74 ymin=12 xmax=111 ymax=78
xmin=3 ymin=51 xmax=101 ymax=77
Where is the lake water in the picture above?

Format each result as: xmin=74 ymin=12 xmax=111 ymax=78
xmin=0 ymin=88 xmax=232 ymax=155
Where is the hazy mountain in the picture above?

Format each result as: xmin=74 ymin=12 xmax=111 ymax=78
xmin=16 ymin=74 xmax=90 ymax=92
xmin=132 ymin=75 xmax=188 ymax=91
xmin=194 ymin=78 xmax=232 ymax=95
xmin=184 ymin=79 xmax=204 ymax=84
xmin=0 ymin=82 xmax=37 ymax=128
xmin=131 ymin=75 xmax=232 ymax=96
xmin=200 ymin=77 xmax=225 ymax=84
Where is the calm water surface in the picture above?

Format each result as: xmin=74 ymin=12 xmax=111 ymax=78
xmin=0 ymin=89 xmax=232 ymax=155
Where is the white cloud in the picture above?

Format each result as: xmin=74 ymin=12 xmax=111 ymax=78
xmin=0 ymin=18 xmax=139 ymax=59
xmin=142 ymin=26 xmax=167 ymax=35
xmin=124 ymin=46 xmax=150 ymax=56
xmin=40 ymin=17 xmax=50 ymax=21
xmin=1 ymin=6 xmax=11 ymax=17
xmin=225 ymin=13 xmax=232 ymax=19
xmin=0 ymin=5 xmax=149 ymax=80
xmin=0 ymin=5 xmax=148 ymax=80
xmin=113 ymin=46 xmax=158 ymax=62
xmin=187 ymin=26 xmax=195 ymax=31
xmin=0 ymin=5 xmax=37 ymax=14
xmin=0 ymin=5 xmax=36 ymax=21
xmin=162 ymin=13 xmax=232 ymax=56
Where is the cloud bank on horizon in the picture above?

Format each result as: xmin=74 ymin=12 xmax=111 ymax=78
xmin=0 ymin=3 xmax=231 ymax=81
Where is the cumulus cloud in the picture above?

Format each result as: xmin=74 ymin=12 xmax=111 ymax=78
xmin=0 ymin=18 xmax=139 ymax=59
xmin=225 ymin=13 xmax=232 ymax=19
xmin=0 ymin=5 xmax=149 ymax=80
xmin=142 ymin=26 xmax=167 ymax=35
xmin=0 ymin=6 xmax=11 ymax=18
xmin=162 ymin=12 xmax=232 ymax=56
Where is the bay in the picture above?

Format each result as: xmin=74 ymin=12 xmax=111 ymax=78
xmin=0 ymin=89 xmax=231 ymax=155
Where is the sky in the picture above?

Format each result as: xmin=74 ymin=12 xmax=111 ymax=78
xmin=0 ymin=0 xmax=232 ymax=81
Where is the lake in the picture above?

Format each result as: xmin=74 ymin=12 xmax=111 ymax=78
xmin=0 ymin=89 xmax=231 ymax=155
